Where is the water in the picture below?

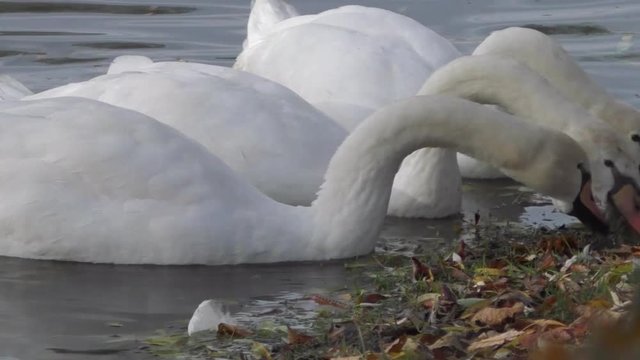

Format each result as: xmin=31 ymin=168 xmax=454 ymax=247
xmin=0 ymin=0 xmax=638 ymax=358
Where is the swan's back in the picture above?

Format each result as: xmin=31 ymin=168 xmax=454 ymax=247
xmin=236 ymin=5 xmax=460 ymax=129
xmin=0 ymin=98 xmax=290 ymax=264
xmin=28 ymin=61 xmax=346 ymax=205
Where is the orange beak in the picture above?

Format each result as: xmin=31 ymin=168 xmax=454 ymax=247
xmin=610 ymin=183 xmax=640 ymax=234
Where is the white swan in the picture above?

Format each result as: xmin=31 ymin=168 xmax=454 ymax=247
xmin=26 ymin=61 xmax=346 ymax=206
xmin=22 ymin=57 xmax=460 ymax=218
xmin=235 ymin=0 xmax=460 ymax=130
xmin=419 ymin=54 xmax=640 ymax=231
xmin=235 ymin=0 xmax=504 ymax=180
xmin=0 ymin=95 xmax=606 ymax=264
xmin=474 ymin=27 xmax=640 ymax=137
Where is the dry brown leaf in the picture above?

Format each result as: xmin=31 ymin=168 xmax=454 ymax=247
xmin=458 ymin=239 xmax=467 ymax=260
xmin=538 ymin=252 xmax=557 ymax=271
xmin=471 ymin=302 xmax=525 ymax=326
xmin=570 ymin=263 xmax=590 ymax=273
xmin=523 ymin=319 xmax=567 ymax=331
xmin=487 ymin=258 xmax=509 ymax=269
xmin=557 ymin=276 xmax=581 ymax=293
xmin=449 ymin=267 xmax=471 ymax=282
xmin=467 ymin=329 xmax=523 ymax=352
xmin=537 ymin=327 xmax=574 ymax=348
xmin=359 ymin=293 xmax=388 ymax=304
xmin=308 ymin=294 xmax=349 ymax=309
xmin=523 ymin=276 xmax=548 ymax=296
xmin=217 ymin=323 xmax=252 ymax=338
xmin=538 ymin=295 xmax=557 ymax=314
xmin=539 ymin=235 xmax=577 ymax=256
xmin=384 ymin=335 xmax=407 ymax=354
xmin=287 ymin=326 xmax=315 ymax=345
xmin=411 ymin=257 xmax=434 ymax=282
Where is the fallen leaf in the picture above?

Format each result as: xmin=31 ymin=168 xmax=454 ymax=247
xmin=538 ymin=252 xmax=557 ymax=271
xmin=450 ymin=267 xmax=471 ymax=282
xmin=287 ymin=326 xmax=315 ymax=345
xmin=537 ymin=327 xmax=574 ymax=348
xmin=411 ymin=257 xmax=433 ymax=282
xmin=384 ymin=335 xmax=407 ymax=354
xmin=359 ymin=293 xmax=388 ymax=304
xmin=251 ymin=342 xmax=272 ymax=360
xmin=309 ymin=294 xmax=349 ymax=309
xmin=539 ymin=235 xmax=577 ymax=256
xmin=217 ymin=323 xmax=252 ymax=338
xmin=471 ymin=302 xmax=525 ymax=326
xmin=457 ymin=240 xmax=467 ymax=261
xmin=467 ymin=329 xmax=523 ymax=352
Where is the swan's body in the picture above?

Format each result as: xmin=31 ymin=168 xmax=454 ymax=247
xmin=26 ymin=61 xmax=346 ymax=206
xmin=0 ymin=95 xmax=593 ymax=264
xmin=235 ymin=0 xmax=504 ymax=179
xmin=25 ymin=57 xmax=460 ymax=218
xmin=420 ymin=55 xmax=640 ymax=229
xmin=474 ymin=27 xmax=640 ymax=136
xmin=235 ymin=0 xmax=459 ymax=130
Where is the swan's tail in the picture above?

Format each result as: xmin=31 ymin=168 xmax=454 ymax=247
xmin=0 ymin=74 xmax=32 ymax=101
xmin=243 ymin=0 xmax=299 ymax=49
xmin=107 ymin=55 xmax=154 ymax=75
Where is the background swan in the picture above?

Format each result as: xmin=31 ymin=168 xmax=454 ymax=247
xmin=474 ymin=27 xmax=640 ymax=137
xmin=419 ymin=54 xmax=640 ymax=232
xmin=235 ymin=0 xmax=506 ymax=180
xmin=0 ymin=95 xmax=600 ymax=264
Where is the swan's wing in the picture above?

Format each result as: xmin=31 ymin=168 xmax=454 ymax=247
xmin=0 ymin=97 xmax=271 ymax=264
xmin=27 ymin=66 xmax=346 ymax=205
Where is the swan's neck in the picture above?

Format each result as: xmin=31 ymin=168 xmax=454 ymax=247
xmin=474 ymin=27 xmax=640 ymax=135
xmin=307 ymin=96 xmax=584 ymax=259
xmin=419 ymin=55 xmax=613 ymax=149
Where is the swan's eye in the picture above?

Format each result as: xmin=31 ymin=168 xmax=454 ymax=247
xmin=604 ymin=159 xmax=615 ymax=168
xmin=631 ymin=133 xmax=640 ymax=143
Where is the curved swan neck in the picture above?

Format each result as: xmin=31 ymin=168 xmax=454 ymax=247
xmin=419 ymin=55 xmax=611 ymax=142
xmin=308 ymin=96 xmax=584 ymax=259
xmin=474 ymin=27 xmax=640 ymax=135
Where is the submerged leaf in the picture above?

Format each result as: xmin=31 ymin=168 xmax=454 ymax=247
xmin=217 ymin=323 xmax=252 ymax=338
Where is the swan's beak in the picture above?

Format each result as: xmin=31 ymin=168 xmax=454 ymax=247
xmin=609 ymin=183 xmax=640 ymax=234
xmin=570 ymin=179 xmax=609 ymax=233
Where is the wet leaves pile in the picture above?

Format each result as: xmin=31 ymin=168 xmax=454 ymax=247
xmin=145 ymin=221 xmax=640 ymax=359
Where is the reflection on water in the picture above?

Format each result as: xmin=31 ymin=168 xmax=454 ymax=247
xmin=522 ymin=23 xmax=610 ymax=35
xmin=0 ymin=0 xmax=638 ymax=359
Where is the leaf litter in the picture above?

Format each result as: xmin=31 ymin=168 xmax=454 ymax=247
xmin=144 ymin=217 xmax=640 ymax=359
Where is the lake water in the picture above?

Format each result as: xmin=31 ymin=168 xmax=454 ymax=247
xmin=0 ymin=0 xmax=638 ymax=359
